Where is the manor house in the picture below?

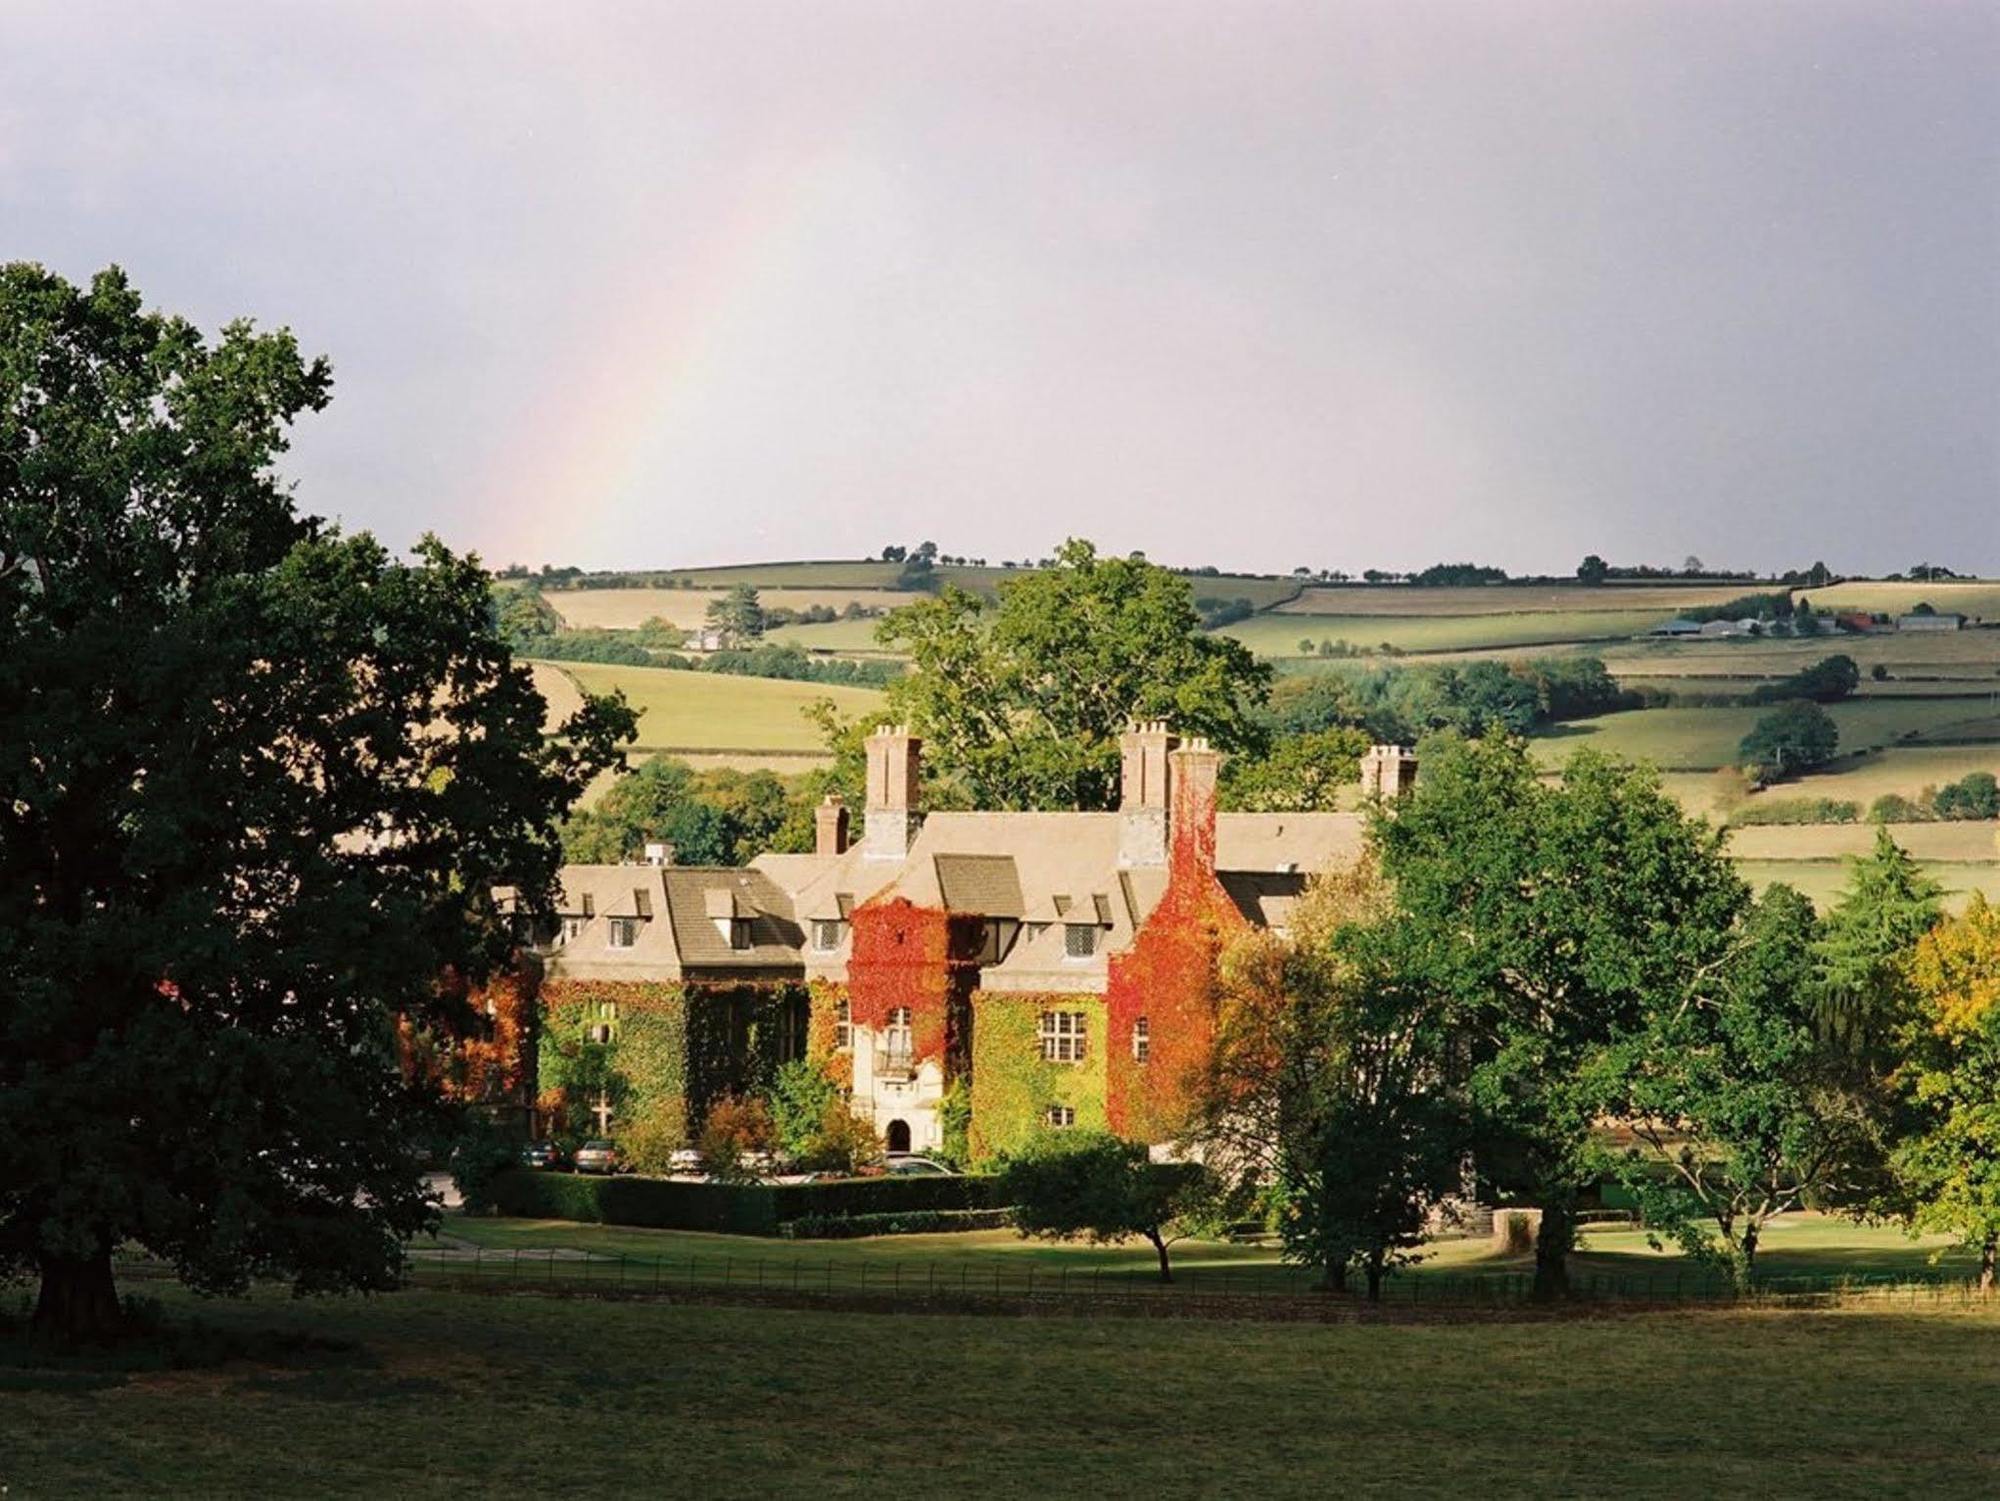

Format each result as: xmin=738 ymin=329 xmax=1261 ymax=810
xmin=522 ymin=726 xmax=1412 ymax=1161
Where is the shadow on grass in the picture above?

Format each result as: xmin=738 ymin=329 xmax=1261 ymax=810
xmin=0 ymin=1291 xmax=372 ymax=1390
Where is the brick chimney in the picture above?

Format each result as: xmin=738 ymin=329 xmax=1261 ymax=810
xmin=1359 ymin=744 xmax=1419 ymax=801
xmin=814 ymin=794 xmax=850 ymax=857
xmin=1169 ymin=738 xmax=1221 ymax=875
xmin=1117 ymin=720 xmax=1175 ymax=868
xmin=863 ymin=725 xmax=922 ymax=860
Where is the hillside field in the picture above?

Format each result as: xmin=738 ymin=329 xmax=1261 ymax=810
xmin=549 ymin=586 xmax=912 ymax=632
xmin=1224 ymin=608 xmax=1670 ymax=656
xmin=533 ymin=660 xmax=881 ymax=755
xmin=1273 ymin=583 xmax=1760 ymax=617
xmin=1531 ymin=699 xmax=1997 ymax=772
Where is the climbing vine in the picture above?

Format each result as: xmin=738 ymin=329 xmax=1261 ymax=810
xmin=848 ymin=897 xmax=983 ymax=1071
xmin=1105 ymin=838 xmax=1247 ymax=1141
xmin=967 ymin=991 xmax=1109 ymax=1163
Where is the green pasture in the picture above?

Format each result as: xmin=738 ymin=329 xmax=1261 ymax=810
xmin=13 ymin=1265 xmax=2000 ymax=1495
xmin=1273 ymin=583 xmax=1758 ymax=617
xmin=763 ymin=616 xmax=900 ymax=652
xmin=1532 ymin=699 xmax=1999 ymax=772
xmin=543 ymin=662 xmax=882 ymax=754
xmin=1735 ymin=859 xmax=2000 ymax=911
xmin=1223 ymin=609 xmax=1668 ymax=657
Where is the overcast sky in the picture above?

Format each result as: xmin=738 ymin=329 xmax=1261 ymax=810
xmin=4 ymin=1 xmax=1994 ymax=576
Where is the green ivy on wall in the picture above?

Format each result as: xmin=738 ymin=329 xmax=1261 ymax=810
xmin=967 ymin=991 xmax=1108 ymax=1164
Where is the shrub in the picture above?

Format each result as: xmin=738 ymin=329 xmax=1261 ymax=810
xmin=485 ymin=1170 xmax=994 ymax=1235
xmin=1729 ymin=798 xmax=1860 ymax=827
xmin=775 ymin=1208 xmax=1012 ymax=1240
xmin=1933 ymin=771 xmax=2000 ymax=821
xmin=1738 ymin=701 xmax=1839 ymax=782
xmin=768 ymin=1059 xmax=841 ymax=1161
xmin=1870 ymin=793 xmax=1933 ymax=824
xmin=697 ymin=1094 xmax=776 ymax=1184
xmin=618 ymin=1095 xmax=688 ymax=1176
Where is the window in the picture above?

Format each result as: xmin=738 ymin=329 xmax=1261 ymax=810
xmin=979 ymin=919 xmax=1018 ymax=964
xmin=1132 ymin=1016 xmax=1150 ymax=1064
xmin=834 ymin=998 xmax=852 ymax=1052
xmin=1043 ymin=1104 xmax=1076 ymax=1129
xmin=1063 ymin=923 xmax=1097 ymax=960
xmin=606 ymin=916 xmax=640 ymax=949
xmin=813 ymin=918 xmax=845 ymax=952
xmin=729 ymin=918 xmax=752 ymax=951
xmin=884 ymin=1006 xmax=913 ymax=1059
xmin=562 ymin=916 xmax=586 ymax=944
xmin=1039 ymin=1010 xmax=1088 ymax=1063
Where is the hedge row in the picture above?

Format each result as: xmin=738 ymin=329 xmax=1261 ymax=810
xmin=776 ymin=1208 xmax=1014 ymax=1240
xmin=487 ymin=1170 xmax=995 ymax=1236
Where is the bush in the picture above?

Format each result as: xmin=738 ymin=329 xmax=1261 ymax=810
xmin=1870 ymin=792 xmax=1934 ymax=824
xmin=1933 ymin=771 xmax=2000 ymax=821
xmin=775 ymin=1208 xmax=1012 ymax=1239
xmin=697 ymin=1094 xmax=775 ymax=1184
xmin=486 ymin=1170 xmax=994 ymax=1235
xmin=1729 ymin=798 xmax=1860 ymax=827
xmin=1749 ymin=654 xmax=1862 ymax=706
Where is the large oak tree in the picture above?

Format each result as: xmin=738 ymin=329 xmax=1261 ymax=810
xmin=0 ymin=265 xmax=630 ymax=1340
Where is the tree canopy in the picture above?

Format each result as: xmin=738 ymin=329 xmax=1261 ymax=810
xmin=873 ymin=538 xmax=1270 ymax=809
xmin=0 ymin=263 xmax=630 ymax=1340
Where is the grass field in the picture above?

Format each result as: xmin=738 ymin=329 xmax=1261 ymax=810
xmin=1801 ymin=580 xmax=2000 ymax=620
xmin=1735 ymin=859 xmax=2000 ymax=910
xmin=1224 ymin=609 xmax=1669 ymax=657
xmin=1601 ymin=630 xmax=2000 ymax=680
xmin=763 ymin=616 xmax=899 ymax=652
xmin=1532 ymin=700 xmax=1998 ymax=772
xmin=548 ymin=587 xmax=913 ymax=632
xmin=1273 ymin=583 xmax=1760 ymax=617
xmin=430 ymin=1209 xmax=1974 ymax=1287
xmin=539 ymin=662 xmax=882 ymax=754
xmin=11 ymin=1273 xmax=2000 ymax=1495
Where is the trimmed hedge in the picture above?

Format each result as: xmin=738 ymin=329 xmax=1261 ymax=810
xmin=777 ymin=1208 xmax=1013 ymax=1240
xmin=487 ymin=1169 xmax=995 ymax=1236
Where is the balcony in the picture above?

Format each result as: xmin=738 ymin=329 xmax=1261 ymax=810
xmin=874 ymin=1047 xmax=916 ymax=1081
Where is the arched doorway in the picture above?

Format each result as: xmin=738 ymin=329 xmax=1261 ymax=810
xmin=886 ymin=1119 xmax=912 ymax=1154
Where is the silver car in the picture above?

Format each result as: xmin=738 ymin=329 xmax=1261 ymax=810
xmin=572 ymin=1139 xmax=620 ymax=1174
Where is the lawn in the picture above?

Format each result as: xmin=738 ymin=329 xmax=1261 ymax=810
xmin=426 ymin=1210 xmax=1977 ymax=1290
xmin=9 ymin=1283 xmax=2000 ymax=1496
xmin=539 ymin=661 xmax=883 ymax=754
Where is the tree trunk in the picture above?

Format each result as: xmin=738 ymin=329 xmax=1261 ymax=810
xmin=1532 ymin=1202 xmax=1574 ymax=1302
xmin=1318 ymin=1259 xmax=1349 ymax=1294
xmin=1364 ymin=1251 xmax=1385 ymax=1303
xmin=1737 ymin=1223 xmax=1760 ymax=1292
xmin=33 ymin=1249 xmax=124 ymax=1345
xmin=1147 ymin=1231 xmax=1173 ymax=1284
xmin=1980 ymin=1234 xmax=1996 ymax=1295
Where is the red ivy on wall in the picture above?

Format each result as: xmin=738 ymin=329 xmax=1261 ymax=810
xmin=1105 ymin=838 xmax=1248 ymax=1141
xmin=847 ymin=897 xmax=984 ymax=1073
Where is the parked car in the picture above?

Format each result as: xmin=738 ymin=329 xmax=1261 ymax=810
xmin=884 ymin=1155 xmax=956 ymax=1177
xmin=573 ymin=1139 xmax=620 ymax=1174
xmin=518 ymin=1140 xmax=567 ymax=1171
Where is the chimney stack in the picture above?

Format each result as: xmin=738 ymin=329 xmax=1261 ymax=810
xmin=863 ymin=725 xmax=922 ymax=860
xmin=1359 ymin=744 xmax=1419 ymax=801
xmin=814 ymin=794 xmax=850 ymax=857
xmin=1169 ymin=739 xmax=1222 ymax=875
xmin=1117 ymin=720 xmax=1175 ymax=868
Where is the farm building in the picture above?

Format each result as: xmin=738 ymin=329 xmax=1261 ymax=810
xmin=1650 ymin=617 xmax=1703 ymax=637
xmin=504 ymin=724 xmax=1380 ymax=1161
xmin=1897 ymin=612 xmax=1965 ymax=632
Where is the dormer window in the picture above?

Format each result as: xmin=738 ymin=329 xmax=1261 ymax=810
xmin=1063 ymin=923 xmax=1098 ymax=960
xmin=813 ymin=919 xmax=846 ymax=952
xmin=729 ymin=917 xmax=752 ymax=951
xmin=606 ymin=916 xmax=641 ymax=949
